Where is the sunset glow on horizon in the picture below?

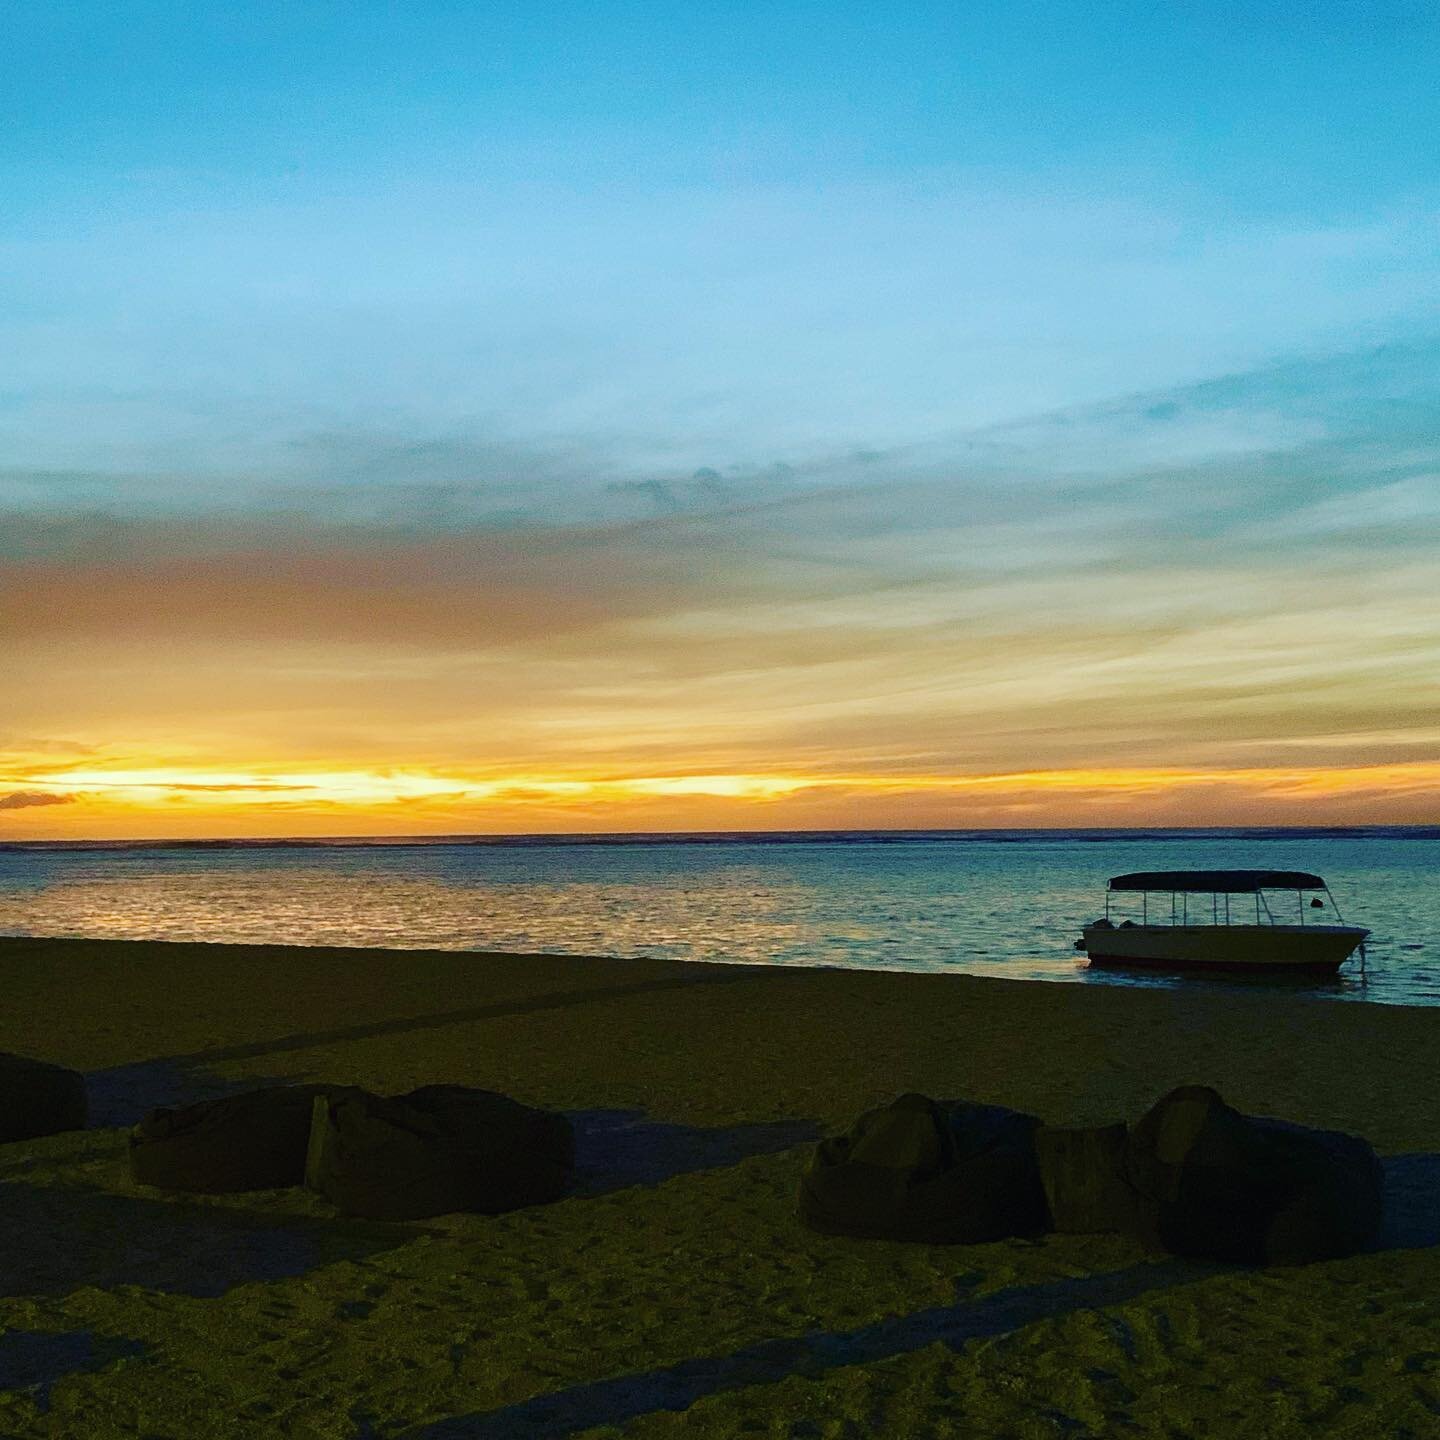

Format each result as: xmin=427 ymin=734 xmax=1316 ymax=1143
xmin=6 ymin=757 xmax=1440 ymax=841
xmin=4 ymin=4 xmax=1438 ymax=840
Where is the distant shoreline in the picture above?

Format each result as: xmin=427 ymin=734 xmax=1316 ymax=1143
xmin=5 ymin=823 xmax=1438 ymax=853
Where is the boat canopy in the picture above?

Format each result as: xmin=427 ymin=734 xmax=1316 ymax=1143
xmin=1107 ymin=869 xmax=1326 ymax=893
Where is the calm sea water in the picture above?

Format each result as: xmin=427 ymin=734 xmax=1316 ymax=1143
xmin=1 ymin=828 xmax=1436 ymax=1006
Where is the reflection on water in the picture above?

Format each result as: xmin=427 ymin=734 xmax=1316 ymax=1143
xmin=0 ymin=831 xmax=1434 ymax=1006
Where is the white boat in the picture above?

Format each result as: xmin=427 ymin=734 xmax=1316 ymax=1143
xmin=1077 ymin=869 xmax=1369 ymax=977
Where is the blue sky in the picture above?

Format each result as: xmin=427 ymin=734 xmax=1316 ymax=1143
xmin=3 ymin=3 xmax=1439 ymax=835
xmin=5 ymin=2 xmax=1438 ymax=469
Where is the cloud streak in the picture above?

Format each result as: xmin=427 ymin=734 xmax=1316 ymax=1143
xmin=0 ymin=790 xmax=76 ymax=810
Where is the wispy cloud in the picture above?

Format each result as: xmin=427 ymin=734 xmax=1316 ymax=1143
xmin=0 ymin=790 xmax=76 ymax=810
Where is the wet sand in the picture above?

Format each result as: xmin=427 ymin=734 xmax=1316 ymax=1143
xmin=1 ymin=935 xmax=1438 ymax=1437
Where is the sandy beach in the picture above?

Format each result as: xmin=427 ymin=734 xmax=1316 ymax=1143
xmin=1 ymin=935 xmax=1438 ymax=1438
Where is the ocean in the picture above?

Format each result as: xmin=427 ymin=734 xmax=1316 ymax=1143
xmin=1 ymin=827 xmax=1436 ymax=1006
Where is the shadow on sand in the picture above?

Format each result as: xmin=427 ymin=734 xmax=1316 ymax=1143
xmin=567 ymin=1109 xmax=821 ymax=1196
xmin=399 ymin=1150 xmax=1440 ymax=1439
xmin=0 ymin=1180 xmax=433 ymax=1301
xmin=1372 ymin=1152 xmax=1440 ymax=1251
xmin=0 ymin=1329 xmax=148 ymax=1416
xmin=402 ymin=1257 xmax=1228 ymax=1439
xmin=83 ymin=1059 xmax=324 ymax=1129
xmin=2 ymin=1098 xmax=821 ymax=1303
xmin=0 ymin=1104 xmax=819 ymax=1424
xmin=0 ymin=1176 xmax=436 ymax=1418
xmin=136 ymin=969 xmax=755 ymax=1070
xmin=79 ymin=965 xmax=758 ymax=1128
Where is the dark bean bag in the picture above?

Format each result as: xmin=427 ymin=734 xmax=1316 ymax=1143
xmin=0 ymin=1052 xmax=87 ymax=1143
xmin=798 ymin=1093 xmax=1049 ymax=1244
xmin=305 ymin=1085 xmax=575 ymax=1221
xmin=1034 ymin=1122 xmax=1136 ymax=1234
xmin=130 ymin=1084 xmax=370 ymax=1193
xmin=1122 ymin=1085 xmax=1384 ymax=1265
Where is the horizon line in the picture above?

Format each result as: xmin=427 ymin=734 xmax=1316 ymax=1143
xmin=6 ymin=821 xmax=1438 ymax=851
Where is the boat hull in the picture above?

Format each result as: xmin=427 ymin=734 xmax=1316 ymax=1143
xmin=1081 ymin=924 xmax=1367 ymax=977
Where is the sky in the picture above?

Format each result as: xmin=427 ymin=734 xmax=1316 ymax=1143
xmin=3 ymin=1 xmax=1439 ymax=838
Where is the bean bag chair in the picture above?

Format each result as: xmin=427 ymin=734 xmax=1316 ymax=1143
xmin=1122 ymin=1085 xmax=1383 ymax=1265
xmin=305 ymin=1085 xmax=575 ymax=1221
xmin=1033 ymin=1122 xmax=1135 ymax=1234
xmin=0 ymin=1052 xmax=87 ymax=1143
xmin=130 ymin=1084 xmax=369 ymax=1193
xmin=798 ymin=1093 xmax=1049 ymax=1244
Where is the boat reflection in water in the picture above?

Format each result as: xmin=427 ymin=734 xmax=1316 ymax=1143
xmin=1078 ymin=870 xmax=1369 ymax=978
